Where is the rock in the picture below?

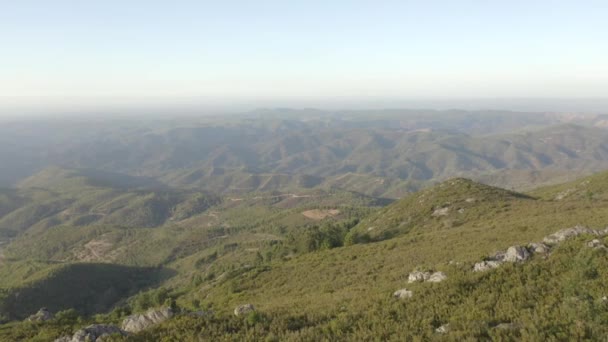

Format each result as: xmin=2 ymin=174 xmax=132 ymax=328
xmin=121 ymin=307 xmax=174 ymax=333
xmin=28 ymin=307 xmax=53 ymax=322
xmin=407 ymin=271 xmax=431 ymax=283
xmin=587 ymin=239 xmax=606 ymax=249
xmin=491 ymin=251 xmax=507 ymax=262
xmin=473 ymin=260 xmax=502 ymax=272
xmin=60 ymin=324 xmax=125 ymax=342
xmin=457 ymin=208 xmax=465 ymax=214
xmin=432 ymin=207 xmax=449 ymax=217
xmin=503 ymin=246 xmax=530 ymax=263
xmin=543 ymin=225 xmax=598 ymax=245
xmin=528 ymin=242 xmax=550 ymax=254
xmin=435 ymin=323 xmax=450 ymax=334
xmin=465 ymin=198 xmax=476 ymax=203
xmin=428 ymin=271 xmax=447 ymax=283
xmin=393 ymin=289 xmax=413 ymax=299
xmin=54 ymin=337 xmax=72 ymax=342
xmin=234 ymin=304 xmax=255 ymax=316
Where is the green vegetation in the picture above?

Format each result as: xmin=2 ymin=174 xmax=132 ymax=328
xmin=3 ymin=113 xmax=608 ymax=340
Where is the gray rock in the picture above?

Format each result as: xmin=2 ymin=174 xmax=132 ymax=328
xmin=465 ymin=198 xmax=476 ymax=203
xmin=407 ymin=271 xmax=431 ymax=283
xmin=587 ymin=239 xmax=606 ymax=249
xmin=54 ymin=337 xmax=72 ymax=342
xmin=28 ymin=307 xmax=53 ymax=322
xmin=234 ymin=304 xmax=256 ymax=316
xmin=393 ymin=289 xmax=413 ymax=299
xmin=543 ymin=225 xmax=598 ymax=245
xmin=503 ymin=246 xmax=530 ymax=263
xmin=428 ymin=271 xmax=447 ymax=283
xmin=435 ymin=323 xmax=450 ymax=334
xmin=528 ymin=242 xmax=550 ymax=254
xmin=432 ymin=207 xmax=449 ymax=217
xmin=473 ymin=260 xmax=502 ymax=272
xmin=61 ymin=324 xmax=125 ymax=342
xmin=121 ymin=307 xmax=174 ymax=333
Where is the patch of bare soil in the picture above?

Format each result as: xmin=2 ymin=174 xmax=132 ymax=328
xmin=301 ymin=209 xmax=341 ymax=220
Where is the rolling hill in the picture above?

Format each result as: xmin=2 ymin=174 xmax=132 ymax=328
xmin=2 ymin=170 xmax=608 ymax=340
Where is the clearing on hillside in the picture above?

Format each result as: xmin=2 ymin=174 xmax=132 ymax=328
xmin=301 ymin=209 xmax=341 ymax=220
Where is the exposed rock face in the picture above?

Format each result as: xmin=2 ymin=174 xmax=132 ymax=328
xmin=428 ymin=271 xmax=448 ymax=283
xmin=473 ymin=260 xmax=502 ymax=272
xmin=408 ymin=271 xmax=431 ymax=283
xmin=435 ymin=323 xmax=450 ymax=334
xmin=432 ymin=207 xmax=450 ymax=217
xmin=234 ymin=304 xmax=256 ymax=316
xmin=55 ymin=324 xmax=125 ymax=342
xmin=121 ymin=307 xmax=174 ymax=333
xmin=393 ymin=289 xmax=413 ymax=299
xmin=543 ymin=225 xmax=598 ymax=245
xmin=28 ymin=308 xmax=53 ymax=322
xmin=503 ymin=246 xmax=530 ymax=262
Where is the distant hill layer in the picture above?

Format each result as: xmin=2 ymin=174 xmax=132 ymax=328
xmin=2 ymin=110 xmax=608 ymax=197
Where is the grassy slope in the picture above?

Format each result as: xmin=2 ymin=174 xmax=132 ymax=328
xmin=3 ymin=171 xmax=608 ymax=340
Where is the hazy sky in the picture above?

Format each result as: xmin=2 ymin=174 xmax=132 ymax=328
xmin=2 ymin=1 xmax=607 ymax=102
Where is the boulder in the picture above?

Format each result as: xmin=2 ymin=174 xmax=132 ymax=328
xmin=503 ymin=246 xmax=530 ymax=263
xmin=432 ymin=207 xmax=449 ymax=217
xmin=428 ymin=271 xmax=447 ymax=283
xmin=234 ymin=304 xmax=255 ymax=316
xmin=57 ymin=324 xmax=125 ymax=342
xmin=393 ymin=289 xmax=413 ymax=299
xmin=54 ymin=337 xmax=72 ymax=342
xmin=587 ymin=239 xmax=606 ymax=249
xmin=528 ymin=242 xmax=550 ymax=254
xmin=28 ymin=307 xmax=53 ymax=322
xmin=435 ymin=323 xmax=450 ymax=334
xmin=407 ymin=271 xmax=431 ymax=283
xmin=473 ymin=260 xmax=502 ymax=272
xmin=121 ymin=307 xmax=174 ymax=333
xmin=543 ymin=226 xmax=598 ymax=245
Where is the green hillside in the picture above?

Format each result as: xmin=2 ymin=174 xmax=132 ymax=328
xmin=2 ymin=170 xmax=608 ymax=340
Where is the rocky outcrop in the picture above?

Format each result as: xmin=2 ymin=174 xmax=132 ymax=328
xmin=407 ymin=271 xmax=431 ymax=283
xmin=28 ymin=308 xmax=53 ymax=322
xmin=542 ymin=225 xmax=599 ymax=245
xmin=408 ymin=271 xmax=447 ymax=283
xmin=474 ymin=225 xmax=608 ymax=272
xmin=427 ymin=271 xmax=448 ymax=283
xmin=393 ymin=289 xmax=413 ymax=299
xmin=528 ymin=242 xmax=550 ymax=254
xmin=503 ymin=246 xmax=530 ymax=263
xmin=587 ymin=239 xmax=606 ymax=249
xmin=121 ymin=307 xmax=174 ymax=333
xmin=234 ymin=304 xmax=255 ymax=316
xmin=473 ymin=260 xmax=502 ymax=272
xmin=435 ymin=323 xmax=450 ymax=334
xmin=432 ymin=207 xmax=449 ymax=217
xmin=474 ymin=245 xmax=530 ymax=272
xmin=55 ymin=324 xmax=125 ymax=342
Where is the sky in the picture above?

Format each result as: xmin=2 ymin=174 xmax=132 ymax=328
xmin=1 ymin=0 xmax=608 ymax=110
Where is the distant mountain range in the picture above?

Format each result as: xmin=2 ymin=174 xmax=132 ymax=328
xmin=1 ymin=109 xmax=608 ymax=197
